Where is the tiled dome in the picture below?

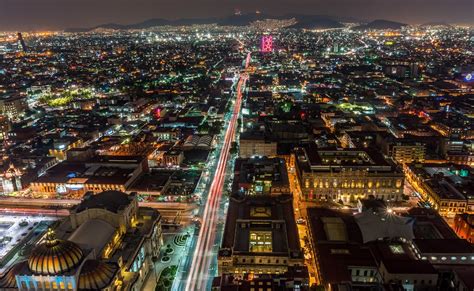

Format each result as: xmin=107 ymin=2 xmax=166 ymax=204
xmin=0 ymin=261 xmax=26 ymax=288
xmin=79 ymin=260 xmax=117 ymax=290
xmin=28 ymin=229 xmax=84 ymax=275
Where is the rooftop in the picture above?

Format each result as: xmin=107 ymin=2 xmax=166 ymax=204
xmin=221 ymin=194 xmax=301 ymax=256
xmin=296 ymin=143 xmax=399 ymax=173
xmin=413 ymin=239 xmax=474 ymax=254
xmin=74 ymin=190 xmax=134 ymax=213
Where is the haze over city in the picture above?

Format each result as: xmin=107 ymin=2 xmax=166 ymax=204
xmin=1 ymin=0 xmax=474 ymax=30
xmin=0 ymin=0 xmax=473 ymax=290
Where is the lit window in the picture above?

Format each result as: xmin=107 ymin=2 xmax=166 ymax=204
xmin=249 ymin=231 xmax=273 ymax=252
xmin=389 ymin=244 xmax=405 ymax=254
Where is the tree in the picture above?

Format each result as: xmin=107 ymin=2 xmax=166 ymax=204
xmin=230 ymin=142 xmax=239 ymax=155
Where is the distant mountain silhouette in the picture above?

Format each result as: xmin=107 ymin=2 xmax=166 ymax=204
xmin=218 ymin=13 xmax=269 ymax=26
xmin=353 ymin=19 xmax=408 ymax=30
xmin=66 ymin=14 xmax=345 ymax=32
xmin=420 ymin=21 xmax=452 ymax=27
xmin=67 ymin=18 xmax=213 ymax=32
xmin=286 ymin=14 xmax=345 ymax=29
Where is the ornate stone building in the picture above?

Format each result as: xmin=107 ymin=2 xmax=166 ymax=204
xmin=0 ymin=190 xmax=162 ymax=291
xmin=295 ymin=144 xmax=404 ymax=204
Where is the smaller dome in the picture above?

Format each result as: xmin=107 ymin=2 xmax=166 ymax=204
xmin=0 ymin=261 xmax=27 ymax=289
xmin=28 ymin=229 xmax=84 ymax=275
xmin=79 ymin=260 xmax=117 ymax=290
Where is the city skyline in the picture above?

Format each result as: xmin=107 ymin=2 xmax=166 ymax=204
xmin=0 ymin=2 xmax=473 ymax=290
xmin=1 ymin=0 xmax=474 ymax=30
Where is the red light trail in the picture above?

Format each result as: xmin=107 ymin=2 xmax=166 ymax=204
xmin=185 ymin=53 xmax=250 ymax=291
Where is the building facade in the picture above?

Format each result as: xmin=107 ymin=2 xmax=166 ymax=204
xmin=218 ymin=195 xmax=306 ymax=283
xmin=0 ymin=190 xmax=162 ymax=291
xmin=404 ymin=163 xmax=471 ymax=217
xmin=233 ymin=156 xmax=290 ymax=195
xmin=239 ymin=134 xmax=277 ymax=158
xmin=295 ymin=145 xmax=404 ymax=203
xmin=29 ymin=155 xmax=147 ymax=198
xmin=453 ymin=213 xmax=474 ymax=243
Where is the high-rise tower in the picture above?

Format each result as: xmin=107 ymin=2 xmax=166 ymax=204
xmin=17 ymin=32 xmax=27 ymax=52
xmin=260 ymin=35 xmax=273 ymax=53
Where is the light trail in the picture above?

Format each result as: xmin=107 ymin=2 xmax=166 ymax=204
xmin=0 ymin=207 xmax=69 ymax=216
xmin=185 ymin=53 xmax=250 ymax=291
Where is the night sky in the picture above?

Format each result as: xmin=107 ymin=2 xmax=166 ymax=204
xmin=0 ymin=0 xmax=473 ymax=31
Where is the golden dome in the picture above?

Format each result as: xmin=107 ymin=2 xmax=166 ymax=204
xmin=28 ymin=229 xmax=84 ymax=275
xmin=79 ymin=260 xmax=117 ymax=290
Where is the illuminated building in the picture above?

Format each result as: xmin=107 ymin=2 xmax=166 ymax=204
xmin=162 ymin=150 xmax=184 ymax=167
xmin=453 ymin=213 xmax=474 ymax=243
xmin=212 ymin=267 xmax=309 ymax=290
xmin=232 ymin=156 xmax=289 ymax=195
xmin=7 ymin=127 xmax=36 ymax=142
xmin=152 ymin=127 xmax=181 ymax=141
xmin=266 ymin=121 xmax=309 ymax=142
xmin=440 ymin=139 xmax=474 ymax=167
xmin=107 ymin=98 xmax=157 ymax=121
xmin=182 ymin=134 xmax=214 ymax=150
xmin=445 ymin=151 xmax=474 ymax=167
xmin=0 ymin=190 xmax=162 ymax=290
xmin=412 ymin=238 xmax=473 ymax=266
xmin=425 ymin=181 xmax=468 ymax=215
xmin=383 ymin=61 xmax=420 ymax=79
xmin=0 ymin=164 xmax=23 ymax=194
xmin=260 ymin=35 xmax=273 ymax=53
xmin=239 ymin=132 xmax=277 ymax=158
xmin=340 ymin=131 xmax=378 ymax=149
xmin=295 ymin=145 xmax=404 ymax=203
xmin=218 ymin=194 xmax=307 ymax=283
xmin=306 ymin=207 xmax=443 ymax=290
xmin=376 ymin=134 xmax=426 ymax=164
xmin=17 ymin=32 xmax=27 ymax=52
xmin=430 ymin=112 xmax=473 ymax=140
xmin=385 ymin=115 xmax=436 ymax=138
xmin=29 ymin=155 xmax=147 ymax=197
xmin=404 ymin=163 xmax=472 ymax=216
xmin=0 ymin=116 xmax=10 ymax=140
xmin=48 ymin=137 xmax=84 ymax=161
xmin=0 ymin=95 xmax=28 ymax=121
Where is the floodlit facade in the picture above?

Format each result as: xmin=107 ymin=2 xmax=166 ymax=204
xmin=218 ymin=195 xmax=306 ymax=279
xmin=404 ymin=163 xmax=472 ymax=216
xmin=295 ymin=145 xmax=404 ymax=203
xmin=0 ymin=191 xmax=162 ymax=291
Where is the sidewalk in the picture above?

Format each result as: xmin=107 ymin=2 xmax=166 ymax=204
xmin=141 ymin=230 xmax=190 ymax=291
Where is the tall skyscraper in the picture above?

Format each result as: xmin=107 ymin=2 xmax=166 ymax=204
xmin=17 ymin=32 xmax=27 ymax=52
xmin=260 ymin=35 xmax=273 ymax=53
